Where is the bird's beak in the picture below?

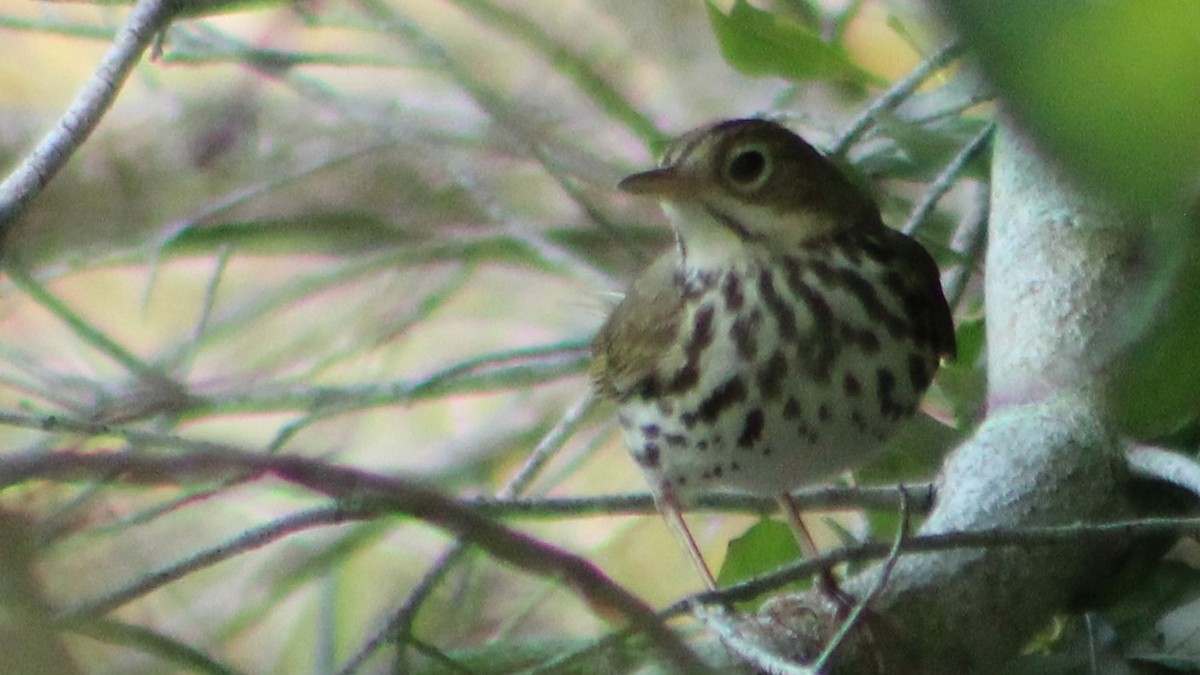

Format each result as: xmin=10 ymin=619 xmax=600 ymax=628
xmin=618 ymin=166 xmax=695 ymax=197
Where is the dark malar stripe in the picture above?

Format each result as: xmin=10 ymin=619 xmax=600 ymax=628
xmin=704 ymin=205 xmax=765 ymax=243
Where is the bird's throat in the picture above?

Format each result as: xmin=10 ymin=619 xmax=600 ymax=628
xmin=663 ymin=202 xmax=756 ymax=272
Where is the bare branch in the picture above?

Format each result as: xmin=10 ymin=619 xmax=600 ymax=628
xmin=0 ymin=448 xmax=709 ymax=674
xmin=830 ymin=41 xmax=964 ymax=156
xmin=0 ymin=0 xmax=176 ymax=253
xmin=1127 ymin=444 xmax=1200 ymax=500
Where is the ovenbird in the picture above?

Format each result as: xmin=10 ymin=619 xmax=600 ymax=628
xmin=592 ymin=118 xmax=956 ymax=591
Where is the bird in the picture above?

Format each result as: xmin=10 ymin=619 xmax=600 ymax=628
xmin=591 ymin=118 xmax=956 ymax=593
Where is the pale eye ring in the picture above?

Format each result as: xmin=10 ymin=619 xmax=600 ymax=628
xmin=724 ymin=144 xmax=771 ymax=190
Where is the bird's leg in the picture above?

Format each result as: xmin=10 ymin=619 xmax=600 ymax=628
xmin=777 ymin=493 xmax=855 ymax=613
xmin=656 ymin=486 xmax=718 ymax=591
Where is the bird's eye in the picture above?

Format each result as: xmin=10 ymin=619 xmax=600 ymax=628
xmin=724 ymin=145 xmax=771 ymax=189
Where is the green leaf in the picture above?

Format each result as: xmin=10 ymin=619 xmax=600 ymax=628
xmin=941 ymin=0 xmax=1200 ymax=212
xmin=855 ymin=116 xmax=993 ymax=182
xmin=717 ymin=518 xmax=807 ymax=591
xmin=159 ymin=213 xmax=419 ymax=256
xmin=1111 ymin=222 xmax=1200 ymax=443
xmin=705 ymin=0 xmax=882 ymax=86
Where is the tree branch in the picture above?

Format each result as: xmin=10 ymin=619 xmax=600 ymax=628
xmin=0 ymin=448 xmax=709 ymax=674
xmin=0 ymin=0 xmax=176 ymax=256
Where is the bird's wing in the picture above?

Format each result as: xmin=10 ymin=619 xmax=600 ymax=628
xmin=590 ymin=252 xmax=685 ymax=401
xmin=885 ymin=228 xmax=958 ymax=361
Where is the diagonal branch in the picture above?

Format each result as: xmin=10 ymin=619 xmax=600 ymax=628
xmin=0 ymin=0 xmax=176 ymax=256
xmin=0 ymin=448 xmax=709 ymax=674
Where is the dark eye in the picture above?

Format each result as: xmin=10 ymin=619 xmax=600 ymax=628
xmin=725 ymin=146 xmax=770 ymax=187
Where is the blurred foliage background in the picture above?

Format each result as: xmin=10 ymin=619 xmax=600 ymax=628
xmin=0 ymin=0 xmax=1197 ymax=672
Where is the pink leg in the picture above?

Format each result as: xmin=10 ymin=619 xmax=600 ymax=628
xmin=778 ymin=493 xmax=854 ymax=610
xmin=656 ymin=486 xmax=717 ymax=590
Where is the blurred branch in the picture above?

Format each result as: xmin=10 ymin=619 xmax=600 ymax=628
xmin=68 ymin=618 xmax=240 ymax=675
xmin=346 ymin=391 xmax=598 ymax=674
xmin=0 ymin=448 xmax=710 ymax=674
xmin=207 ymin=340 xmax=590 ymax=433
xmin=0 ymin=14 xmax=116 ymax=40
xmin=58 ymin=506 xmax=354 ymax=623
xmin=0 ymin=0 xmax=176 ymax=256
xmin=353 ymin=0 xmax=636 ymax=258
xmin=217 ymin=340 xmax=588 ymax=414
xmin=907 ymin=89 xmax=995 ymax=127
xmin=153 ymin=142 xmax=398 ymax=252
xmin=942 ymin=182 xmax=989 ymax=311
xmin=678 ymin=512 xmax=1200 ymax=612
xmin=831 ymin=41 xmax=963 ymax=156
xmin=900 ymin=121 xmax=994 ymax=236
xmin=6 ymin=264 xmax=162 ymax=381
xmin=447 ymin=0 xmax=663 ymax=146
xmin=1126 ymin=444 xmax=1200 ymax=499
xmin=471 ymin=482 xmax=932 ymax=518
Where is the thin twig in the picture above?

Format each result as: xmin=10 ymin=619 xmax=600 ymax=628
xmin=468 ymin=482 xmax=933 ymax=519
xmin=7 ymin=448 xmax=1200 ymax=671
xmin=830 ymin=41 xmax=964 ymax=157
xmin=693 ymin=603 xmax=811 ymax=674
xmin=338 ymin=392 xmax=600 ymax=674
xmin=200 ymin=339 xmax=590 ymax=419
xmin=942 ymin=182 xmax=989 ymax=312
xmin=0 ymin=14 xmax=116 ymax=40
xmin=900 ymin=122 xmax=995 ymax=236
xmin=0 ymin=448 xmax=709 ymax=673
xmin=812 ymin=486 xmax=912 ymax=671
xmin=0 ymin=0 xmax=176 ymax=253
xmin=906 ymin=90 xmax=995 ymax=127
xmin=1127 ymin=445 xmax=1200 ymax=499
xmin=6 ymin=264 xmax=162 ymax=381
xmin=179 ymin=248 xmax=231 ymax=375
xmin=692 ymin=489 xmax=915 ymax=674
xmin=354 ymin=0 xmax=640 ymax=276
xmin=69 ymin=617 xmax=242 ymax=675
xmin=152 ymin=142 xmax=396 ymax=252
xmin=672 ymin=512 xmax=1200 ymax=613
xmin=57 ymin=506 xmax=354 ymax=623
xmin=446 ymin=0 xmax=662 ymax=146
xmin=0 ymin=407 xmax=928 ymax=515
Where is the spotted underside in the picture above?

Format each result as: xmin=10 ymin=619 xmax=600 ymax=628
xmin=594 ymin=225 xmax=954 ymax=500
